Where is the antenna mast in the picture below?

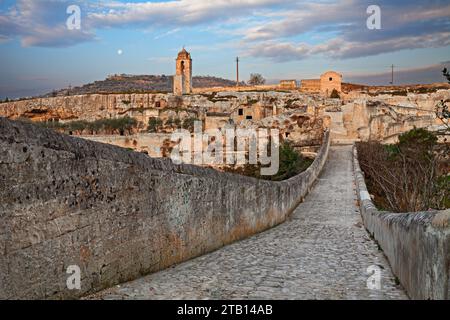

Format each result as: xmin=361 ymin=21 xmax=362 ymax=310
xmin=390 ymin=64 xmax=395 ymax=85
xmin=236 ymin=57 xmax=240 ymax=87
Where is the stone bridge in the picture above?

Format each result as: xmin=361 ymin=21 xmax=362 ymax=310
xmin=1 ymin=118 xmax=448 ymax=300
xmin=90 ymin=146 xmax=407 ymax=299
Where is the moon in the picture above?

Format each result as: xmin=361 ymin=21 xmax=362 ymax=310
xmin=117 ymin=49 xmax=123 ymax=55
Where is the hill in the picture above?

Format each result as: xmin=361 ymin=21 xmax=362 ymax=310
xmin=43 ymin=74 xmax=243 ymax=97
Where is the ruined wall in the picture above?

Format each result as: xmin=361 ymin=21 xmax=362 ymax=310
xmin=192 ymin=85 xmax=281 ymax=94
xmin=300 ymin=79 xmax=321 ymax=92
xmin=279 ymin=80 xmax=297 ymax=89
xmin=0 ymin=118 xmax=330 ymax=299
xmin=353 ymin=147 xmax=450 ymax=300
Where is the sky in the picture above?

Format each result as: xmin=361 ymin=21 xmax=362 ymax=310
xmin=0 ymin=0 xmax=449 ymax=98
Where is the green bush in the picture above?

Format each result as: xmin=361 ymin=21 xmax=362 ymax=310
xmin=224 ymin=141 xmax=312 ymax=181
xmin=148 ymin=117 xmax=163 ymax=132
xmin=165 ymin=117 xmax=174 ymax=127
xmin=269 ymin=142 xmax=313 ymax=181
xmin=330 ymin=89 xmax=340 ymax=99
xmin=173 ymin=118 xmax=182 ymax=127
xmin=182 ymin=117 xmax=198 ymax=132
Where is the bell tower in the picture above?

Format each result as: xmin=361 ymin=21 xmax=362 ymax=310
xmin=173 ymin=48 xmax=192 ymax=95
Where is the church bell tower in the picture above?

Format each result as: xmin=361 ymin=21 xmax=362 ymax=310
xmin=173 ymin=48 xmax=192 ymax=95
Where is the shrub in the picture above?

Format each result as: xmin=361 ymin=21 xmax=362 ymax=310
xmin=270 ymin=142 xmax=313 ymax=181
xmin=173 ymin=118 xmax=182 ymax=127
xmin=165 ymin=117 xmax=174 ymax=127
xmin=182 ymin=117 xmax=198 ymax=132
xmin=356 ymin=128 xmax=449 ymax=212
xmin=224 ymin=141 xmax=312 ymax=181
xmin=330 ymin=89 xmax=340 ymax=99
xmin=148 ymin=117 xmax=163 ymax=133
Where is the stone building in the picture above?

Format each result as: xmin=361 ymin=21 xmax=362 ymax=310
xmin=300 ymin=71 xmax=342 ymax=97
xmin=320 ymin=71 xmax=342 ymax=96
xmin=173 ymin=48 xmax=192 ymax=95
xmin=300 ymin=79 xmax=321 ymax=92
xmin=279 ymin=80 xmax=297 ymax=89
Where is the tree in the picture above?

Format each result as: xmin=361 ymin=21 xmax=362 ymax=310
xmin=330 ymin=89 xmax=340 ymax=99
xmin=443 ymin=67 xmax=450 ymax=83
xmin=248 ymin=73 xmax=266 ymax=86
xmin=435 ymin=68 xmax=450 ymax=131
xmin=4 ymin=97 xmax=9 ymax=102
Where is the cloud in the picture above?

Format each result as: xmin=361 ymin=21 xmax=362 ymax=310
xmin=154 ymin=28 xmax=180 ymax=40
xmin=243 ymin=31 xmax=450 ymax=62
xmin=0 ymin=0 xmax=96 ymax=47
xmin=243 ymin=41 xmax=310 ymax=62
xmin=0 ymin=0 xmax=285 ymax=47
xmin=241 ymin=0 xmax=450 ymax=42
xmin=239 ymin=0 xmax=450 ymax=60
xmin=87 ymin=0 xmax=287 ymax=28
xmin=315 ymin=32 xmax=450 ymax=59
xmin=0 ymin=0 xmax=449 ymax=61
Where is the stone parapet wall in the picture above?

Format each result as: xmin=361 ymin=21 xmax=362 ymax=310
xmin=353 ymin=146 xmax=450 ymax=300
xmin=0 ymin=118 xmax=330 ymax=299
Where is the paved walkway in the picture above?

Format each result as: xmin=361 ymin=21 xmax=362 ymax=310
xmin=90 ymin=146 xmax=407 ymax=300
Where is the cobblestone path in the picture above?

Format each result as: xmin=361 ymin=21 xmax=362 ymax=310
xmin=91 ymin=146 xmax=407 ymax=300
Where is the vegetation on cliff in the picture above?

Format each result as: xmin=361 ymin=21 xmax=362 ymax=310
xmin=148 ymin=116 xmax=199 ymax=133
xmin=435 ymin=68 xmax=450 ymax=132
xmin=36 ymin=116 xmax=137 ymax=135
xmin=224 ymin=141 xmax=313 ymax=181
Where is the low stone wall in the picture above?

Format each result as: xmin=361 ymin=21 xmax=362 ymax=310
xmin=0 ymin=118 xmax=330 ymax=299
xmin=353 ymin=146 xmax=450 ymax=300
xmin=192 ymin=84 xmax=283 ymax=93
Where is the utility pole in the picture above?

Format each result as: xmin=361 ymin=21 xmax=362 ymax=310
xmin=389 ymin=64 xmax=395 ymax=85
xmin=236 ymin=57 xmax=239 ymax=87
